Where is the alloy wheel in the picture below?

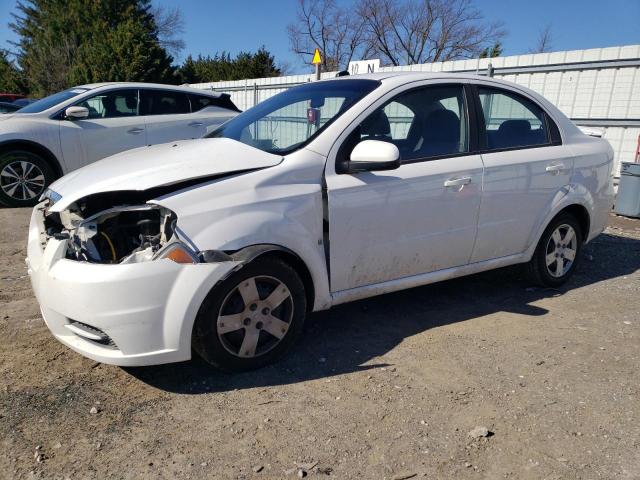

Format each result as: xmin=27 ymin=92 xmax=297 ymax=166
xmin=216 ymin=275 xmax=294 ymax=358
xmin=545 ymin=224 xmax=578 ymax=278
xmin=0 ymin=160 xmax=46 ymax=201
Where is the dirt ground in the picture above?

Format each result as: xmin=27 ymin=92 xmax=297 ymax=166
xmin=1 ymin=207 xmax=639 ymax=480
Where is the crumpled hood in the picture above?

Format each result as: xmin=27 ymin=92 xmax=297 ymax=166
xmin=47 ymin=138 xmax=283 ymax=212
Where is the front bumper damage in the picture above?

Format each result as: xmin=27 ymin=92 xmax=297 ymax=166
xmin=26 ymin=205 xmax=239 ymax=366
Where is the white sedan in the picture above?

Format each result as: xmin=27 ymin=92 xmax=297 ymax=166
xmin=0 ymin=82 xmax=239 ymax=207
xmin=27 ymin=72 xmax=614 ymax=371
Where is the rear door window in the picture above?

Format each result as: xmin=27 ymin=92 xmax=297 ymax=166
xmin=140 ymin=90 xmax=190 ymax=115
xmin=478 ymin=87 xmax=549 ymax=150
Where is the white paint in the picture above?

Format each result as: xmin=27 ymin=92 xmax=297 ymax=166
xmin=349 ymin=139 xmax=399 ymax=163
xmin=47 ymin=138 xmax=283 ymax=212
xmin=28 ymin=72 xmax=614 ymax=366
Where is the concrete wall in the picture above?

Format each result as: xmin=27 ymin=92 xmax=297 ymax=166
xmin=191 ymin=45 xmax=640 ymax=175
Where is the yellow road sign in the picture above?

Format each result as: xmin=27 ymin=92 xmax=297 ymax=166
xmin=312 ymin=48 xmax=322 ymax=65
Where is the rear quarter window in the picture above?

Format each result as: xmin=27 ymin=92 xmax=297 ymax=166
xmin=189 ymin=93 xmax=240 ymax=113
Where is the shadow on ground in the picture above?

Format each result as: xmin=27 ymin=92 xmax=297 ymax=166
xmin=127 ymin=233 xmax=640 ymax=394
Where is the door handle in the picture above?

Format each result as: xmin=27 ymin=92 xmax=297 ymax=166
xmin=444 ymin=176 xmax=471 ymax=187
xmin=127 ymin=127 xmax=144 ymax=135
xmin=188 ymin=121 xmax=204 ymax=127
xmin=545 ymin=163 xmax=565 ymax=174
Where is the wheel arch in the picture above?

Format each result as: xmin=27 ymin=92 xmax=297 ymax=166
xmin=527 ymin=201 xmax=592 ymax=261
xmin=559 ymin=204 xmax=590 ymax=243
xmin=229 ymin=244 xmax=316 ymax=313
xmin=0 ymin=140 xmax=64 ymax=178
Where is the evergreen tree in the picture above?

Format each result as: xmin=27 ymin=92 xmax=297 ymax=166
xmin=0 ymin=50 xmax=26 ymax=93
xmin=177 ymin=47 xmax=281 ymax=84
xmin=10 ymin=0 xmax=177 ymax=96
xmin=480 ymin=42 xmax=504 ymax=59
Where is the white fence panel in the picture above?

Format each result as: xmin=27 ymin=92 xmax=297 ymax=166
xmin=191 ymin=45 xmax=640 ymax=174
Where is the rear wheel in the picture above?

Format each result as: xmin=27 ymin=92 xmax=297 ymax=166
xmin=192 ymin=257 xmax=307 ymax=371
xmin=0 ymin=150 xmax=55 ymax=207
xmin=525 ymin=213 xmax=582 ymax=287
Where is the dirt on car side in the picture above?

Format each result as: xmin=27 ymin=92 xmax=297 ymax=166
xmin=1 ymin=207 xmax=639 ymax=479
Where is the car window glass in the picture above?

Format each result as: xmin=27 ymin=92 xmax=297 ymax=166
xmin=207 ymin=79 xmax=379 ymax=154
xmin=18 ymin=87 xmax=89 ymax=113
xmin=190 ymin=95 xmax=214 ymax=112
xmin=76 ymin=90 xmax=138 ymax=119
xmin=241 ymin=97 xmax=346 ymax=152
xmin=478 ymin=87 xmax=548 ymax=149
xmin=141 ymin=90 xmax=190 ymax=115
xmin=383 ymin=102 xmax=415 ymax=140
xmin=0 ymin=103 xmax=20 ymax=113
xmin=357 ymin=85 xmax=468 ymax=161
xmin=188 ymin=94 xmax=241 ymax=113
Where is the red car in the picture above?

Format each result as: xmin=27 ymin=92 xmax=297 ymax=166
xmin=0 ymin=93 xmax=25 ymax=103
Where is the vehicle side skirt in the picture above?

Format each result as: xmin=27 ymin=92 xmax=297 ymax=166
xmin=330 ymin=252 xmax=527 ymax=306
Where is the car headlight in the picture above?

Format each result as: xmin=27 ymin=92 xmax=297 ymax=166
xmin=40 ymin=188 xmax=62 ymax=204
xmin=61 ymin=204 xmax=198 ymax=264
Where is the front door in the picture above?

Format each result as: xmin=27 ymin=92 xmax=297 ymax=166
xmin=325 ymin=84 xmax=484 ymax=292
xmin=59 ymin=89 xmax=146 ymax=171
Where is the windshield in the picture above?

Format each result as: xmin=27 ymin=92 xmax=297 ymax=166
xmin=207 ymin=79 xmax=380 ymax=154
xmin=17 ymin=87 xmax=90 ymax=113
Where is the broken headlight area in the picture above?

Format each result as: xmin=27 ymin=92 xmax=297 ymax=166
xmin=43 ymin=203 xmax=192 ymax=264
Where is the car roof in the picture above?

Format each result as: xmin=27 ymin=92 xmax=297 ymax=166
xmin=75 ymin=82 xmax=225 ymax=98
xmin=325 ymin=71 xmax=553 ymax=106
xmin=327 ymin=71 xmax=508 ymax=84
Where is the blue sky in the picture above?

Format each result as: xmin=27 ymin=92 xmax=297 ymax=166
xmin=1 ymin=0 xmax=638 ymax=73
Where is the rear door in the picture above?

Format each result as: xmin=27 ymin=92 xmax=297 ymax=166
xmin=140 ymin=89 xmax=197 ymax=144
xmin=470 ymin=85 xmax=573 ymax=262
xmin=59 ymin=88 xmax=146 ymax=170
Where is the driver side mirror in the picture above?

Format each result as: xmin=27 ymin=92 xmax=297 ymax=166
xmin=347 ymin=139 xmax=400 ymax=172
xmin=64 ymin=106 xmax=89 ymax=120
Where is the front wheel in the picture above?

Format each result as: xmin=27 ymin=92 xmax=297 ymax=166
xmin=192 ymin=257 xmax=307 ymax=371
xmin=0 ymin=150 xmax=55 ymax=207
xmin=525 ymin=213 xmax=583 ymax=287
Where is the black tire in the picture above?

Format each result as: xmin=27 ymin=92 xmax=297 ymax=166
xmin=525 ymin=212 xmax=583 ymax=287
xmin=0 ymin=150 xmax=56 ymax=207
xmin=192 ymin=256 xmax=307 ymax=372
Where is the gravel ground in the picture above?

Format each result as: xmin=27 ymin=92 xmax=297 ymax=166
xmin=1 ymin=207 xmax=639 ymax=480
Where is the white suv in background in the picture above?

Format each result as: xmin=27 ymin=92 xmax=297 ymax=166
xmin=0 ymin=83 xmax=239 ymax=207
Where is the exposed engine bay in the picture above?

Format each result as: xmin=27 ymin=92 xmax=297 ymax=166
xmin=41 ymin=194 xmax=179 ymax=264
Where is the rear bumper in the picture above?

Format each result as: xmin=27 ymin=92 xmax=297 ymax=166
xmin=26 ymin=207 xmax=238 ymax=366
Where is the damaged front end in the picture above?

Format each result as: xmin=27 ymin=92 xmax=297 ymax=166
xmin=40 ymin=191 xmax=198 ymax=265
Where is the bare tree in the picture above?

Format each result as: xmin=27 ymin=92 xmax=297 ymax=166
xmin=287 ymin=0 xmax=369 ymax=70
xmin=529 ymin=24 xmax=553 ymax=54
xmin=357 ymin=0 xmax=505 ymax=66
xmin=277 ymin=60 xmax=293 ymax=76
xmin=151 ymin=5 xmax=185 ymax=57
